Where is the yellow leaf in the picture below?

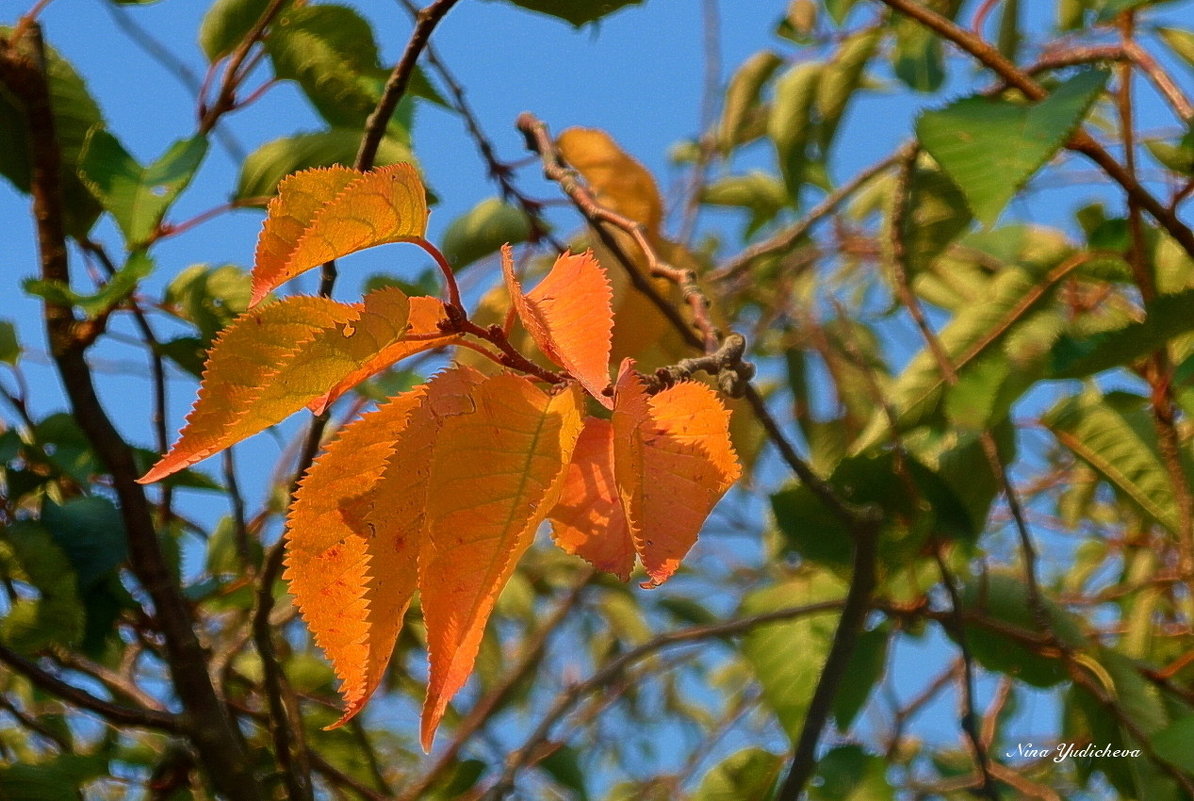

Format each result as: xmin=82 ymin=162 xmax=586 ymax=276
xmin=557 ymin=128 xmax=662 ymax=234
xmin=140 ymin=288 xmax=410 ymax=483
xmin=419 ymin=377 xmax=584 ymax=750
xmin=253 ymin=166 xmax=361 ymax=304
xmin=549 ymin=417 xmax=635 ymax=580
xmin=501 ymin=247 xmax=614 ymax=407
xmin=612 ymin=360 xmax=741 ymax=587
xmin=250 ymin=163 xmax=428 ymax=305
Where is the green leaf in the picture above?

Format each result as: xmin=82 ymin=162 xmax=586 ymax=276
xmin=1152 ymin=716 xmax=1194 ymax=773
xmin=0 ymin=522 xmax=85 ymax=653
xmin=825 ymin=0 xmax=862 ymax=25
xmin=42 ymin=497 xmax=128 ymax=589
xmin=199 ymin=0 xmax=286 ymax=61
xmin=959 ymin=572 xmax=1085 ymax=687
xmin=0 ymin=754 xmax=106 ymax=801
xmin=539 ymin=745 xmax=590 ymax=801
xmin=235 ymin=128 xmax=414 ymax=201
xmin=1043 ymin=389 xmax=1180 ymax=532
xmin=481 ymin=0 xmax=643 ymax=26
xmin=1158 ymin=26 xmax=1194 ymax=69
xmin=768 ymin=61 xmax=822 ymax=203
xmin=0 ymin=320 xmax=19 ymax=365
xmin=817 ymin=28 xmax=881 ymax=152
xmin=917 ymin=70 xmax=1109 ymax=226
xmin=440 ymin=198 xmax=535 ymax=272
xmin=810 ymin=745 xmax=894 ymax=801
xmin=24 ymin=251 xmax=154 ymax=318
xmin=895 ymin=163 xmax=973 ymax=274
xmin=701 ymin=172 xmax=787 ymax=238
xmin=163 ymin=263 xmax=252 ymax=340
xmin=740 ymin=571 xmax=846 ymax=745
xmin=0 ymin=34 xmax=104 ymax=236
xmin=718 ymin=50 xmax=783 ymax=154
xmin=832 ymin=626 xmax=888 ymax=731
xmin=890 ymin=0 xmax=962 ymax=92
xmin=772 ymin=450 xmax=975 ymax=572
xmin=692 ymin=748 xmax=783 ymax=801
xmin=855 ymin=262 xmax=1066 ymax=450
xmin=265 ymin=5 xmax=392 ymax=130
xmin=1068 ymin=648 xmax=1177 ymax=800
xmin=1050 ymin=287 xmax=1194 ymax=378
xmin=78 ymin=129 xmax=208 ymax=247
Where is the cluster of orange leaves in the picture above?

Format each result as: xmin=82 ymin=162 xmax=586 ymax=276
xmin=138 ymin=161 xmax=740 ymax=749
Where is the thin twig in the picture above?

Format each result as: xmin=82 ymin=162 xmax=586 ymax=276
xmin=0 ymin=643 xmax=182 ymax=733
xmin=397 ymin=570 xmax=596 ymax=801
xmin=356 ymin=0 xmax=462 ymax=169
xmin=483 ymin=599 xmax=849 ymax=800
xmin=713 ymin=147 xmax=908 ymax=282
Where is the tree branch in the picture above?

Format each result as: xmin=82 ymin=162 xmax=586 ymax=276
xmin=0 ymin=26 xmax=263 ymax=801
xmin=873 ymin=0 xmax=1194 ymax=261
xmin=0 ymin=642 xmax=182 ymax=733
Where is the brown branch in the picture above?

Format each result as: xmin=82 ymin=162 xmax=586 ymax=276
xmin=873 ymin=0 xmax=1194 ymax=262
xmin=355 ymin=0 xmax=462 ymax=170
xmin=1123 ymin=39 xmax=1194 ymax=121
xmin=0 ymin=27 xmax=262 ymax=801
xmin=482 ymin=599 xmax=849 ymax=800
xmin=0 ymin=642 xmax=181 ymax=733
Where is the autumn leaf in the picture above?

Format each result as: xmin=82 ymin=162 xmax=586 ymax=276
xmin=308 ymin=295 xmax=461 ymax=414
xmin=139 ymin=288 xmax=411 ymax=483
xmin=612 ymin=360 xmax=740 ymax=587
xmin=556 ymin=127 xmax=683 ymax=365
xmin=287 ymin=366 xmax=486 ymax=729
xmin=549 ymin=417 xmax=635 ymax=580
xmin=419 ymin=376 xmax=584 ymax=750
xmin=501 ymin=246 xmax=614 ymax=407
xmin=250 ymin=163 xmax=428 ymax=306
xmin=284 ymin=388 xmax=427 ymax=728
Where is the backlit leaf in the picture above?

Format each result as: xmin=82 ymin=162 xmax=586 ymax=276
xmin=140 ymin=289 xmax=410 ymax=482
xmin=250 ymin=164 xmax=428 ymax=305
xmin=768 ymin=61 xmax=822 ymax=202
xmin=420 ymin=377 xmax=584 ymax=749
xmin=309 ymin=295 xmax=460 ymax=414
xmin=502 ymin=246 xmax=614 ymax=406
xmin=549 ymin=418 xmax=634 ymax=580
xmin=612 ymin=361 xmax=740 ymax=586
xmin=441 ymin=197 xmax=535 ymax=272
xmin=718 ymin=50 xmax=783 ymax=154
xmin=286 ymin=367 xmax=483 ymax=728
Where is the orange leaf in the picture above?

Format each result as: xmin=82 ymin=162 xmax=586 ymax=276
xmin=612 ymin=360 xmax=740 ymax=587
xmin=501 ymin=247 xmax=614 ymax=407
xmin=308 ymin=296 xmax=461 ymax=415
xmin=139 ymin=288 xmax=411 ymax=483
xmin=549 ymin=417 xmax=634 ymax=580
xmin=287 ymin=366 xmax=486 ymax=729
xmin=250 ymin=163 xmax=428 ymax=305
xmin=419 ymin=377 xmax=584 ymax=750
xmin=284 ymin=387 xmax=427 ymax=728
